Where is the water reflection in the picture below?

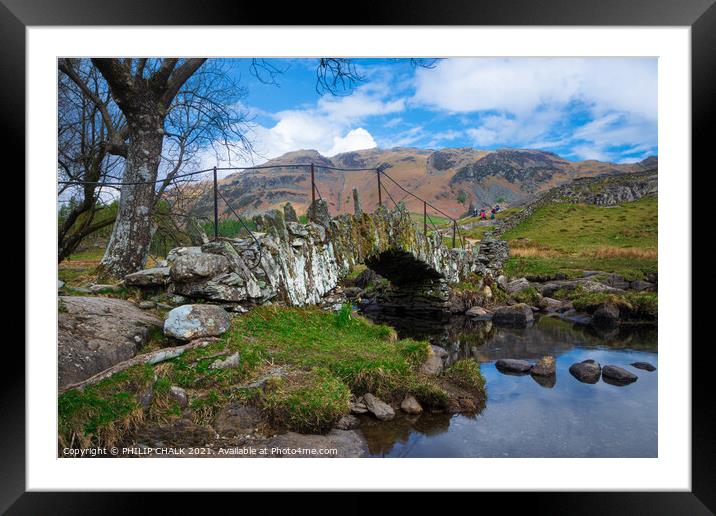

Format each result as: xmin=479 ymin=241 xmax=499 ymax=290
xmin=360 ymin=310 xmax=658 ymax=458
xmin=364 ymin=311 xmax=657 ymax=365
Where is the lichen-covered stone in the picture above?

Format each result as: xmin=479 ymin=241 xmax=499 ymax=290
xmin=352 ymin=188 xmax=363 ymax=216
xmin=306 ymin=199 xmax=331 ymax=227
xmin=170 ymin=253 xmax=230 ymax=282
xmin=125 ymin=266 xmax=171 ymax=287
xmin=283 ymin=202 xmax=299 ymax=222
xmin=149 ymin=203 xmax=508 ymax=308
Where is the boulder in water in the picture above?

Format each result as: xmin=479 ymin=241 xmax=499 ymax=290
xmin=531 ymin=356 xmax=556 ymax=376
xmin=465 ymin=306 xmax=493 ymax=320
xmin=493 ymin=303 xmax=534 ymax=327
xmin=363 ymin=393 xmax=395 ymax=421
xmin=495 ymin=358 xmax=533 ymax=375
xmin=400 ymin=395 xmax=423 ymax=415
xmin=569 ymin=359 xmax=601 ymax=384
xmin=592 ymin=302 xmax=620 ymax=328
xmin=602 ymin=365 xmax=638 ymax=385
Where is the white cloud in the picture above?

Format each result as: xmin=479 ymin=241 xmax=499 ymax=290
xmin=413 ymin=58 xmax=657 ymax=120
xmin=379 ymin=125 xmax=426 ymax=148
xmin=465 ymin=109 xmax=563 ymax=147
xmin=414 ymin=57 xmax=657 ymax=161
xmin=327 ymin=128 xmax=377 ymax=156
xmin=204 ymin=83 xmax=405 ymax=170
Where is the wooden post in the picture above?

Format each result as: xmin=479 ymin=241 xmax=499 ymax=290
xmin=310 ymin=163 xmax=316 ymax=205
xmin=452 ymin=220 xmax=456 ymax=248
xmin=213 ymin=166 xmax=219 ymax=241
xmin=376 ymin=168 xmax=382 ymax=207
xmin=423 ymin=201 xmax=428 ymax=235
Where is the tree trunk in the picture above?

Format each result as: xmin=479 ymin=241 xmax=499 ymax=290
xmin=97 ymin=119 xmax=164 ymax=279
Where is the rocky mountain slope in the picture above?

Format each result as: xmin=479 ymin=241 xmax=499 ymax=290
xmin=199 ymin=147 xmax=657 ymax=219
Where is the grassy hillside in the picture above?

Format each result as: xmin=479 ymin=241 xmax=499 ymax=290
xmin=502 ymin=196 xmax=657 ymax=280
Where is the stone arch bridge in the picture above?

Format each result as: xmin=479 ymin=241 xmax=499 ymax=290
xmin=126 ymin=200 xmax=508 ymax=311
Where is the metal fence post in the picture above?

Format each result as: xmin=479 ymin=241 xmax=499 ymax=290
xmin=452 ymin=220 xmax=456 ymax=248
xmin=376 ymin=168 xmax=382 ymax=207
xmin=310 ymin=162 xmax=316 ymax=205
xmin=213 ymin=166 xmax=219 ymax=241
xmin=423 ymin=201 xmax=427 ymax=235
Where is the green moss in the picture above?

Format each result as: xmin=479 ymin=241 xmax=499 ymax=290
xmin=451 ymin=273 xmax=483 ymax=292
xmin=511 ymin=286 xmax=541 ymax=305
xmin=343 ymin=263 xmax=367 ymax=281
xmin=262 ymin=368 xmax=350 ymax=434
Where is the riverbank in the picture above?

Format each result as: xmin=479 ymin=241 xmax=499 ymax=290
xmin=58 ymin=304 xmax=486 ymax=457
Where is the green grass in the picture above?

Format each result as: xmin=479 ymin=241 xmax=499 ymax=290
xmin=443 ymin=359 xmax=486 ymax=391
xmin=202 ymin=217 xmax=257 ymax=239
xmin=231 ymin=305 xmax=429 ymax=396
xmin=410 ymin=212 xmax=451 ymax=228
xmin=262 ymin=367 xmax=351 ymax=433
xmin=343 ymin=263 xmax=367 ymax=282
xmin=58 ymin=364 xmax=155 ymax=449
xmin=553 ymin=287 xmax=658 ymax=321
xmin=511 ymin=286 xmax=541 ymax=305
xmin=502 ymin=197 xmax=657 ymax=280
xmin=60 ymin=305 xmax=485 ymax=444
xmin=66 ymin=247 xmax=106 ymax=262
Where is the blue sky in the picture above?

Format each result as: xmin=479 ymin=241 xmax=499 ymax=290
xmin=213 ymin=57 xmax=657 ymax=166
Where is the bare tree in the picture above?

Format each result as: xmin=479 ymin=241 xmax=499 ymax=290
xmin=59 ymin=57 xmax=437 ymax=276
xmin=60 ymin=58 xmax=250 ymax=279
xmin=57 ymin=61 xmax=123 ymax=262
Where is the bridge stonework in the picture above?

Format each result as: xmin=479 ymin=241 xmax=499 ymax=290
xmin=126 ymin=201 xmax=509 ymax=309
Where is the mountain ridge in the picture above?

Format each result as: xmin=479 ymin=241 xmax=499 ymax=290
xmin=209 ymin=147 xmax=657 ymax=218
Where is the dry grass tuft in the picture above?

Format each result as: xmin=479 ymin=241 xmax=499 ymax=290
xmin=584 ymin=246 xmax=658 ymax=259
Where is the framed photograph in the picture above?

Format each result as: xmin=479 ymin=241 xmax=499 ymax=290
xmin=8 ymin=0 xmax=712 ymax=511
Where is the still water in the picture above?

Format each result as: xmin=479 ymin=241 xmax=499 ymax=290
xmin=359 ymin=311 xmax=658 ymax=458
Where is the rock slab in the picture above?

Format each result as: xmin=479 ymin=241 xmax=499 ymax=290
xmin=164 ymin=304 xmax=231 ymax=341
xmin=58 ymin=296 xmax=162 ymax=389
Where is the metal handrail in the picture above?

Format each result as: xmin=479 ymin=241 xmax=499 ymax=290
xmin=58 ymin=161 xmax=471 ymax=251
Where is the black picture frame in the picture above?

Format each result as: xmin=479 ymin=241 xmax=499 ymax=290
xmin=5 ymin=0 xmax=711 ymax=512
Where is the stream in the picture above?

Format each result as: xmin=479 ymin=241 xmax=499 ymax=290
xmin=358 ymin=310 xmax=658 ymax=458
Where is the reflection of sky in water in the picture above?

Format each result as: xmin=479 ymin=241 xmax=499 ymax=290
xmin=360 ymin=317 xmax=658 ymax=458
